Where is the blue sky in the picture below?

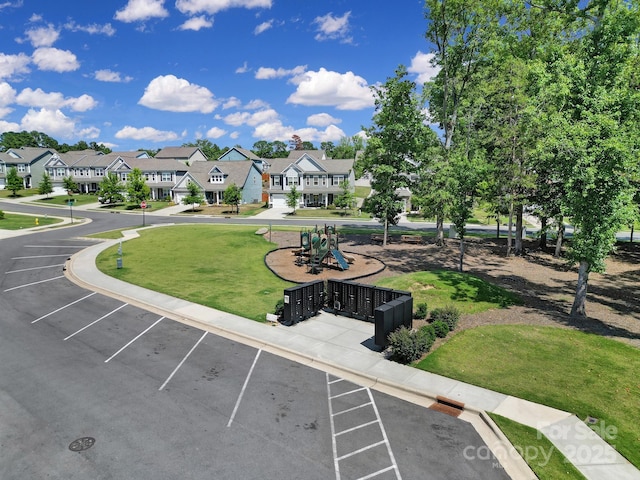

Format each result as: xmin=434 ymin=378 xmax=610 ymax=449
xmin=0 ymin=0 xmax=438 ymax=152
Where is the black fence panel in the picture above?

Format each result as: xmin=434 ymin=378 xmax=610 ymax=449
xmin=283 ymin=280 xmax=325 ymax=325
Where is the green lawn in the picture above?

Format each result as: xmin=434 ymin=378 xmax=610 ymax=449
xmin=0 ymin=187 xmax=37 ymax=198
xmin=33 ymin=194 xmax=99 ymax=207
xmin=374 ymin=270 xmax=522 ymax=315
xmin=417 ymin=325 xmax=640 ymax=470
xmin=0 ymin=212 xmax=62 ymax=229
xmin=291 ymin=208 xmax=370 ymax=219
xmin=180 ymin=203 xmax=266 ymax=217
xmin=95 ymin=225 xmax=294 ymax=321
xmin=489 ymin=414 xmax=587 ymax=479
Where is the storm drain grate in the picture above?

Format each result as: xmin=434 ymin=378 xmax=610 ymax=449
xmin=69 ymin=437 xmax=95 ymax=452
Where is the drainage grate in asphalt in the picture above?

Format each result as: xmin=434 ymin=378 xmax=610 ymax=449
xmin=69 ymin=437 xmax=95 ymax=452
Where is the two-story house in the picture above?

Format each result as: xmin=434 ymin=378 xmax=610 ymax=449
xmin=155 ymin=146 xmax=208 ymax=165
xmin=266 ymin=150 xmax=355 ymax=208
xmin=0 ymin=147 xmax=57 ymax=190
xmin=174 ymin=160 xmax=263 ymax=205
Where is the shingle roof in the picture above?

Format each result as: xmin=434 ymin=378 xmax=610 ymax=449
xmin=184 ymin=160 xmax=256 ymax=191
xmin=155 ymin=146 xmax=201 ymax=159
xmin=267 ymin=156 xmax=354 ymax=174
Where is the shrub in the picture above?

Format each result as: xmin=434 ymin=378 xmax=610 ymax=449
xmin=432 ymin=320 xmax=449 ymax=338
xmin=413 ymin=302 xmax=428 ymax=320
xmin=388 ymin=326 xmax=434 ymax=364
xmin=0 ymin=210 xmax=4 ymax=220
xmin=430 ymin=305 xmax=460 ymax=332
xmin=273 ymin=298 xmax=285 ymax=317
xmin=419 ymin=324 xmax=436 ymax=344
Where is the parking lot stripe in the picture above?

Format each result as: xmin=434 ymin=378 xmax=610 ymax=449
xmin=32 ymin=292 xmax=96 ymax=324
xmin=6 ymin=264 xmax=64 ymax=274
xmin=366 ymin=388 xmax=402 ymax=480
xmin=104 ymin=316 xmax=164 ymax=363
xmin=227 ymin=349 xmax=262 ymax=427
xmin=336 ymin=440 xmax=386 ymax=461
xmin=63 ymin=303 xmax=128 ymax=340
xmin=334 ymin=420 xmax=379 ymax=437
xmin=358 ymin=465 xmax=396 ymax=480
xmin=159 ymin=331 xmax=208 ymax=391
xmin=4 ymin=275 xmax=65 ymax=292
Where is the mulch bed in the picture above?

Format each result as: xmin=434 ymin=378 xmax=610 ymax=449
xmin=265 ymin=231 xmax=640 ymax=348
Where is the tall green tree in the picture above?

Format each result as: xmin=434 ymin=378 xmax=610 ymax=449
xmin=126 ymin=168 xmax=150 ymax=205
xmin=6 ymin=167 xmax=23 ymax=196
xmin=359 ymin=66 xmax=429 ymax=246
xmin=224 ymin=183 xmax=242 ymax=214
xmin=182 ymin=181 xmax=205 ymax=212
xmin=285 ymin=184 xmax=301 ymax=214
xmin=534 ymin=1 xmax=640 ymax=317
xmin=98 ymin=172 xmax=125 ymax=205
xmin=182 ymin=139 xmax=226 ymax=160
xmin=334 ymin=180 xmax=356 ymax=215
xmin=38 ymin=172 xmax=53 ymax=199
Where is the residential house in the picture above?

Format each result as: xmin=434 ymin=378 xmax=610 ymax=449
xmin=174 ymin=160 xmax=263 ymax=205
xmin=0 ymin=147 xmax=57 ymax=190
xmin=155 ymin=146 xmax=208 ymax=164
xmin=266 ymin=152 xmax=355 ymax=208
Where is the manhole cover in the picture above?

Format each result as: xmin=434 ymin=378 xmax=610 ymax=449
xmin=69 ymin=437 xmax=95 ymax=452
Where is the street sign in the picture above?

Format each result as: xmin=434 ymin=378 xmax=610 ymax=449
xmin=140 ymin=201 xmax=147 ymax=209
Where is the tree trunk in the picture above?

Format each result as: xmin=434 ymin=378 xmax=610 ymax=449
xmin=515 ymin=204 xmax=523 ymax=255
xmin=496 ymin=216 xmax=500 ymax=239
xmin=554 ymin=219 xmax=564 ymax=258
xmin=570 ymin=260 xmax=590 ymax=317
xmin=506 ymin=201 xmax=514 ymax=256
xmin=539 ymin=217 xmax=548 ymax=249
xmin=383 ymin=216 xmax=388 ymax=248
xmin=458 ymin=238 xmax=465 ymax=272
xmin=630 ymin=224 xmax=634 ymax=243
xmin=436 ymin=215 xmax=445 ymax=246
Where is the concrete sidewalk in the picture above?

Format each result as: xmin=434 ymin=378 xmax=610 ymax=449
xmin=63 ymin=226 xmax=640 ymax=480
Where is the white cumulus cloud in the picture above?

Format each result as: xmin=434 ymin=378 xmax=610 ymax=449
xmin=313 ymin=11 xmax=351 ymax=43
xmin=0 ymin=53 xmax=31 ymax=79
xmin=307 ymin=113 xmax=341 ymax=127
xmin=408 ymin=51 xmax=440 ymax=84
xmin=25 ymin=24 xmax=60 ymax=47
xmin=255 ymin=64 xmax=306 ymax=80
xmin=0 ymin=120 xmax=21 ymax=133
xmin=206 ymin=126 xmax=226 ymax=138
xmin=94 ymin=69 xmax=133 ymax=83
xmin=139 ymin=74 xmax=218 ymax=113
xmin=175 ymin=0 xmax=272 ymax=15
xmin=0 ymin=81 xmax=17 ymax=108
xmin=64 ymin=21 xmax=116 ymax=36
xmin=287 ymin=68 xmax=374 ymax=110
xmin=114 ymin=0 xmax=169 ymax=23
xmin=32 ymin=47 xmax=79 ymax=72
xmin=20 ymin=108 xmax=76 ymax=138
xmin=252 ymin=121 xmax=345 ymax=143
xmin=16 ymin=88 xmax=97 ymax=112
xmin=178 ymin=16 xmax=213 ymax=31
xmin=115 ymin=125 xmax=179 ymax=142
xmin=254 ymin=20 xmax=272 ymax=35
xmin=222 ymin=108 xmax=278 ymax=127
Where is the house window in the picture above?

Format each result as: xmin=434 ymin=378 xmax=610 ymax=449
xmin=211 ymin=174 xmax=224 ymax=183
xmin=95 ymin=168 xmax=104 ymax=177
xmin=306 ymin=176 xmax=310 ymax=186
xmin=313 ymin=175 xmax=319 ymax=186
xmin=332 ymin=175 xmax=344 ymax=186
xmin=286 ymin=175 xmax=298 ymax=186
xmin=273 ymin=176 xmax=281 ymax=186
xmin=56 ymin=167 xmax=65 ymax=177
xmin=17 ymin=164 xmax=26 ymax=172
xmin=161 ymin=172 xmax=172 ymax=182
xmin=120 ymin=173 xmax=128 ymax=181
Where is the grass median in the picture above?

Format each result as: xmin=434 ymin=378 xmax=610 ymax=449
xmin=95 ymin=224 xmax=294 ymax=322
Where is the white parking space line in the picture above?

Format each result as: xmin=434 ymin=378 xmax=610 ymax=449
xmin=227 ymin=349 xmax=262 ymax=428
xmin=159 ymin=331 xmax=208 ymax=391
xmin=12 ymin=254 xmax=70 ymax=259
xmin=6 ymin=264 xmax=64 ymax=274
xmin=4 ymin=275 xmax=65 ymax=292
xmin=32 ymin=292 xmax=97 ymax=324
xmin=63 ymin=303 xmax=128 ymax=341
xmin=105 ymin=316 xmax=165 ymax=363
xmin=326 ymin=375 xmax=403 ymax=480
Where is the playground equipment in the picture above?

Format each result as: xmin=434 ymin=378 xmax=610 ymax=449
xmin=297 ymin=225 xmax=353 ymax=274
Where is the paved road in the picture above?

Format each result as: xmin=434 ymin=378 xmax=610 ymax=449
xmin=0 ymin=203 xmax=508 ymax=479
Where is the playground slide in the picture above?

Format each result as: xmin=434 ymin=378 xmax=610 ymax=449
xmin=330 ymin=249 xmax=350 ymax=270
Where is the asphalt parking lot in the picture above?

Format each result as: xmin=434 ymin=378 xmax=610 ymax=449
xmin=0 ymin=234 xmax=508 ymax=479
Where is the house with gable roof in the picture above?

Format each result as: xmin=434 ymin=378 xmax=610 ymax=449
xmin=266 ymin=151 xmax=355 ymax=208
xmin=155 ymin=146 xmax=208 ymax=164
xmin=174 ymin=160 xmax=263 ymax=205
xmin=0 ymin=147 xmax=57 ymax=190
